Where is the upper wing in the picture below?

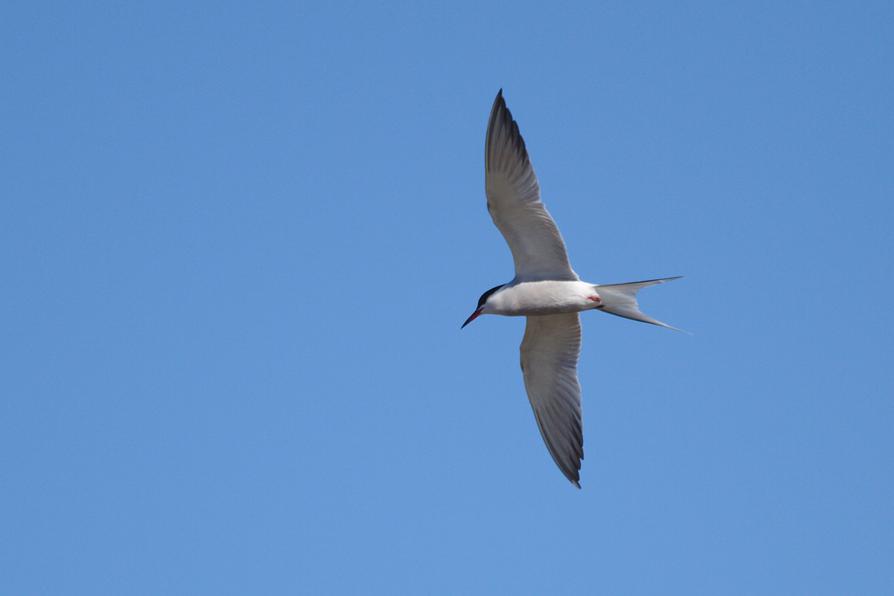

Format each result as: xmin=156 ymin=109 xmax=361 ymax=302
xmin=485 ymin=90 xmax=578 ymax=282
xmin=520 ymin=313 xmax=584 ymax=487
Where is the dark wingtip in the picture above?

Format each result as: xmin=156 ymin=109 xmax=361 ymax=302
xmin=493 ymin=89 xmax=505 ymax=110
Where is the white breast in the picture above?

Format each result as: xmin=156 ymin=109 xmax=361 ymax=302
xmin=488 ymin=281 xmax=597 ymax=316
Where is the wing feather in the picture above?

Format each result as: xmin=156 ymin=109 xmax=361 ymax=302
xmin=520 ymin=313 xmax=584 ymax=487
xmin=485 ymin=90 xmax=578 ymax=281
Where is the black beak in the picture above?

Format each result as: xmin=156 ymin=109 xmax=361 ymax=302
xmin=461 ymin=307 xmax=483 ymax=329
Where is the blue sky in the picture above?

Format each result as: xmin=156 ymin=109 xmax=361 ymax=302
xmin=2 ymin=1 xmax=893 ymax=594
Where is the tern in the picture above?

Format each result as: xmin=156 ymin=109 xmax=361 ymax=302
xmin=462 ymin=90 xmax=681 ymax=488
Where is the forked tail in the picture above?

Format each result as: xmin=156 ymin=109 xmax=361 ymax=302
xmin=594 ymin=276 xmax=683 ymax=331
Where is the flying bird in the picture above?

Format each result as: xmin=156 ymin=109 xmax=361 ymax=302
xmin=462 ymin=89 xmax=681 ymax=488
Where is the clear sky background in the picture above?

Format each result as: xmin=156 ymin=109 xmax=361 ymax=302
xmin=2 ymin=1 xmax=893 ymax=594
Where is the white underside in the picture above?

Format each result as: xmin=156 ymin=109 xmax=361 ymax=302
xmin=484 ymin=277 xmax=679 ymax=330
xmin=484 ymin=280 xmax=599 ymax=316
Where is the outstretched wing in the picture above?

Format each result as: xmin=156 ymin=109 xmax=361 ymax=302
xmin=520 ymin=313 xmax=584 ymax=487
xmin=485 ymin=90 xmax=578 ymax=282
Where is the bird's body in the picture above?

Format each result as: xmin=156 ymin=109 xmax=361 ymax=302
xmin=485 ymin=280 xmax=601 ymax=316
xmin=463 ymin=90 xmax=681 ymax=488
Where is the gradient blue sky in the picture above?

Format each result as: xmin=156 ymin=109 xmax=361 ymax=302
xmin=3 ymin=1 xmax=893 ymax=594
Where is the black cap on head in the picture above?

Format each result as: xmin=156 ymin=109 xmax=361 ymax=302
xmin=477 ymin=284 xmax=504 ymax=308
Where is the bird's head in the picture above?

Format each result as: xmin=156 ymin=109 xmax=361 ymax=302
xmin=462 ymin=284 xmax=505 ymax=328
